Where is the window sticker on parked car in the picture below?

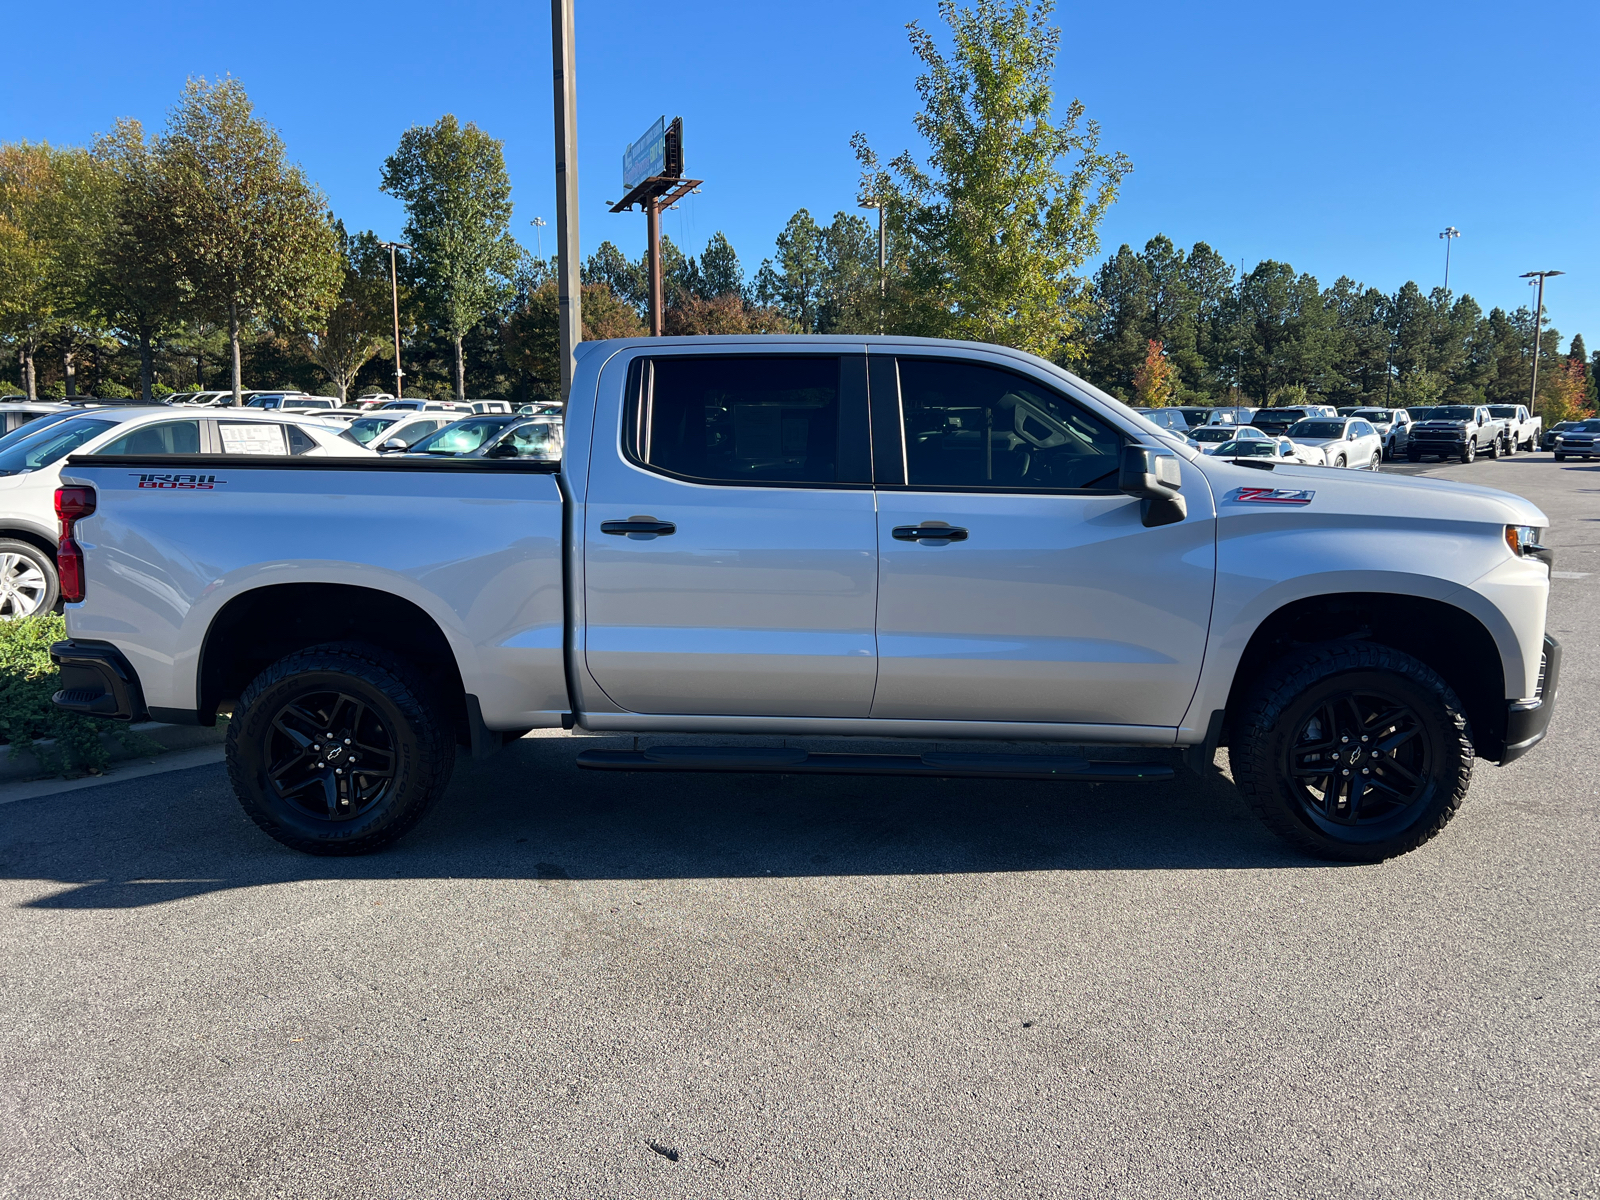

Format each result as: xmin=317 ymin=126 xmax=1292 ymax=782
xmin=220 ymin=423 xmax=288 ymax=455
xmin=1227 ymin=486 xmax=1315 ymax=505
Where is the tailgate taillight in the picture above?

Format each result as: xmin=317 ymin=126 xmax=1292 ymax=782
xmin=54 ymin=486 xmax=96 ymax=604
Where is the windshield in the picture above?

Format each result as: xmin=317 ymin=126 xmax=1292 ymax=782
xmin=1193 ymin=427 xmax=1234 ymax=441
xmin=1574 ymin=420 xmax=1600 ymax=432
xmin=408 ymin=416 xmax=517 ymax=455
xmin=344 ymin=416 xmax=401 ymax=445
xmin=1430 ymin=406 xmax=1476 ymax=421
xmin=0 ymin=410 xmax=81 ymax=455
xmin=1487 ymin=406 xmax=1518 ymax=418
xmin=0 ymin=416 xmax=119 ymax=475
xmin=1287 ymin=420 xmax=1347 ymax=438
xmin=1219 ymin=441 xmax=1276 ymax=457
xmin=1352 ymin=410 xmax=1390 ymax=421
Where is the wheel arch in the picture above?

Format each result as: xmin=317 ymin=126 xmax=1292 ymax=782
xmin=0 ymin=525 xmax=59 ymax=562
xmin=1219 ymin=592 xmax=1507 ymax=760
xmin=198 ymin=582 xmax=472 ymax=746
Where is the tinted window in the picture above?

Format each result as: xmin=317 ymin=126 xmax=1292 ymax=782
xmin=1351 ymin=421 xmax=1375 ymax=436
xmin=897 ymin=359 xmax=1121 ymax=490
xmin=1431 ymin=406 xmax=1476 ymax=420
xmin=96 ymin=420 xmax=202 ymax=456
xmin=1288 ymin=420 xmax=1346 ymax=438
xmin=0 ymin=416 xmax=118 ymax=475
xmin=286 ymin=425 xmax=318 ymax=455
xmin=1487 ymin=406 xmax=1518 ymax=418
xmin=633 ymin=356 xmax=843 ymax=485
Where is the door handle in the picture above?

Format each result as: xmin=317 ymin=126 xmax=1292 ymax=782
xmin=892 ymin=523 xmax=969 ymax=542
xmin=601 ymin=518 xmax=677 ymax=537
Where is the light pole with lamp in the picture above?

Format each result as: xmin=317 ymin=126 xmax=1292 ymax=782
xmin=1438 ymin=227 xmax=1460 ymax=293
xmin=530 ymin=216 xmax=546 ymax=260
xmin=377 ymin=241 xmax=410 ymax=399
xmin=858 ymin=197 xmax=886 ymax=333
xmin=1519 ymin=270 xmax=1563 ymax=413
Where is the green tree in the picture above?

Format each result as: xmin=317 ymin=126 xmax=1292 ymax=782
xmin=156 ymin=77 xmax=340 ymax=404
xmin=381 ymin=114 xmax=519 ymax=402
xmin=755 ymin=209 xmax=826 ymax=331
xmin=852 ymin=0 xmax=1131 ymax=358
xmin=503 ymin=282 xmax=643 ymax=403
xmin=299 ymin=224 xmax=394 ymax=401
xmin=700 ymin=232 xmax=743 ymax=298
xmin=583 ymin=241 xmax=647 ymax=313
xmin=0 ymin=143 xmax=76 ymax=399
xmin=91 ymin=119 xmax=182 ymax=401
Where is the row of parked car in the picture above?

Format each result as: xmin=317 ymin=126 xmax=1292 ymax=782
xmin=0 ymin=393 xmax=565 ymax=619
xmin=1134 ymin=401 xmax=1553 ymax=468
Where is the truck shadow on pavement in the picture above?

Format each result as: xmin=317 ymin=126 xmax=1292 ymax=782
xmin=5 ymin=735 xmax=1327 ymax=910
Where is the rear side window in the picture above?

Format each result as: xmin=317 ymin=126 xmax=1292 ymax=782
xmin=96 ymin=420 xmax=202 ymax=456
xmin=219 ymin=422 xmax=288 ymax=454
xmin=627 ymin=356 xmax=861 ymax=486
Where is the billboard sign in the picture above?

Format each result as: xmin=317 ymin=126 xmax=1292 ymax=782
xmin=623 ymin=117 xmax=666 ymax=190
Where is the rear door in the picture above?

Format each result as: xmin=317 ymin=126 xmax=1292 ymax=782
xmin=869 ymin=353 xmax=1216 ymax=728
xmin=583 ymin=352 xmax=878 ymax=717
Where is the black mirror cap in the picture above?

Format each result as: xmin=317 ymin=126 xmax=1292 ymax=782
xmin=1119 ymin=444 xmax=1187 ymax=528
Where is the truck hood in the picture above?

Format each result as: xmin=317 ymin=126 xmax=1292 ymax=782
xmin=1195 ymin=457 xmax=1548 ymax=527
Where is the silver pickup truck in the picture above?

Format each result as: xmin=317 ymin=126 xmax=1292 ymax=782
xmin=49 ymin=336 xmax=1560 ymax=863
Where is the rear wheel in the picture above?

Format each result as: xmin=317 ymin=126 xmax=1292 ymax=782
xmin=1230 ymin=641 xmax=1473 ymax=862
xmin=0 ymin=539 xmax=58 ymax=619
xmin=226 ymin=642 xmax=456 ymax=855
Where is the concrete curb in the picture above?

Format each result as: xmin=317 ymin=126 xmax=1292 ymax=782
xmin=0 ymin=744 xmax=226 ymax=806
xmin=0 ymin=719 xmax=228 ymax=784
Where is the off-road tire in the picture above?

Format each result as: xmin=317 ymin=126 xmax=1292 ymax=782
xmin=226 ymin=642 xmax=455 ymax=855
xmin=1460 ymin=441 xmax=1476 ymax=464
xmin=1230 ymin=640 xmax=1473 ymax=862
xmin=1406 ymin=451 xmax=1421 ymax=463
xmin=0 ymin=538 xmax=58 ymax=618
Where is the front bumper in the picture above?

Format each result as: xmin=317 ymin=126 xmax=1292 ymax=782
xmin=50 ymin=640 xmax=148 ymax=722
xmin=1499 ymin=634 xmax=1561 ymax=764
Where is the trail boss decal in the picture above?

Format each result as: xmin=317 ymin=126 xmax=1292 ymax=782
xmin=1227 ymin=486 xmax=1315 ymax=505
xmin=131 ymin=473 xmax=225 ymax=490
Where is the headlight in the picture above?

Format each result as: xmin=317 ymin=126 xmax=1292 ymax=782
xmin=1506 ymin=525 xmax=1553 ymax=567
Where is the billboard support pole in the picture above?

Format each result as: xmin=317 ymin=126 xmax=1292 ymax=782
xmin=551 ymin=0 xmax=582 ymax=400
xmin=646 ymin=199 xmax=664 ymax=336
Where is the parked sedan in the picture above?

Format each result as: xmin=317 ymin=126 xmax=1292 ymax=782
xmin=1187 ymin=424 xmax=1271 ymax=453
xmin=1551 ymin=419 xmax=1600 ymax=461
xmin=1285 ymin=417 xmax=1383 ymax=469
xmin=1211 ymin=437 xmax=1327 ymax=466
xmin=1542 ymin=420 xmax=1580 ymax=452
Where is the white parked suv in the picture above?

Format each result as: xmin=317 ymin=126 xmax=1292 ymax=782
xmin=0 ymin=407 xmax=373 ymax=617
xmin=1286 ymin=416 xmax=1383 ymax=469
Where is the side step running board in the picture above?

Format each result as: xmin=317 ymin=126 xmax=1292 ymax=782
xmin=576 ymin=746 xmax=1173 ymax=783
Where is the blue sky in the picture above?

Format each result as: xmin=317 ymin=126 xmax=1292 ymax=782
xmin=4 ymin=0 xmax=1597 ymax=348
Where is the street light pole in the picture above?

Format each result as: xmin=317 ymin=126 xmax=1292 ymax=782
xmin=858 ymin=198 xmax=886 ymax=333
xmin=551 ymin=0 xmax=582 ymax=402
xmin=377 ymin=241 xmax=410 ymax=399
xmin=1438 ymin=227 xmax=1460 ymax=294
xmin=530 ymin=216 xmax=547 ymax=260
xmin=1519 ymin=270 xmax=1564 ymax=413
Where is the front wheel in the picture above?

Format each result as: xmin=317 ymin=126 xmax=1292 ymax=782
xmin=1460 ymin=441 xmax=1476 ymax=464
xmin=226 ymin=642 xmax=456 ymax=855
xmin=1554 ymin=453 xmax=1566 ymax=462
xmin=1368 ymin=451 xmax=1382 ymax=471
xmin=0 ymin=539 xmax=58 ymax=619
xmin=1503 ymin=435 xmax=1516 ymax=456
xmin=1230 ymin=641 xmax=1473 ymax=861
xmin=1333 ymin=455 xmax=1346 ymax=468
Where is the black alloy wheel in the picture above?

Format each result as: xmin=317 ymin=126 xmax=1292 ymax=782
xmin=1231 ymin=641 xmax=1473 ymax=861
xmin=227 ymin=643 xmax=455 ymax=855
xmin=1285 ymin=689 xmax=1430 ymax=836
xmin=266 ymin=689 xmax=396 ymax=822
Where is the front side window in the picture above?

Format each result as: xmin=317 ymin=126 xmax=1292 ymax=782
xmin=409 ymin=417 xmax=515 ymax=455
xmin=629 ymin=356 xmax=843 ymax=485
xmin=95 ymin=420 xmax=202 ymax=456
xmin=897 ymin=359 xmax=1122 ymax=490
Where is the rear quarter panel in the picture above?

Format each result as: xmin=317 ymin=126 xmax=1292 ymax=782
xmin=59 ymin=463 xmax=568 ymax=729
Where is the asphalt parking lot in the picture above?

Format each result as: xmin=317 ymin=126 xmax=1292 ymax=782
xmin=2 ymin=454 xmax=1596 ymax=1199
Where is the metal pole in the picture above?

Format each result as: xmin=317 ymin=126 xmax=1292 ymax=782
xmin=389 ymin=244 xmax=402 ymax=398
xmin=646 ymin=198 xmax=663 ymax=336
xmin=551 ymin=0 xmax=582 ymax=400
xmin=1444 ymin=238 xmax=1452 ymax=294
xmin=1529 ymin=274 xmax=1546 ymax=412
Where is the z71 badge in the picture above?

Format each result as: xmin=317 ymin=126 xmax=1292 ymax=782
xmin=1227 ymin=486 xmax=1315 ymax=505
xmin=130 ymin=473 xmax=225 ymax=490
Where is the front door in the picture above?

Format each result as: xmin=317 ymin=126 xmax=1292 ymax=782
xmin=870 ymin=355 xmax=1216 ymax=728
xmin=584 ymin=352 xmax=879 ymax=717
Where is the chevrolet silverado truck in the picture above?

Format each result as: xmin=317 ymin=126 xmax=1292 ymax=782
xmin=1407 ymin=404 xmax=1504 ymax=463
xmin=48 ymin=336 xmax=1560 ymax=863
xmin=1486 ymin=405 xmax=1542 ymax=454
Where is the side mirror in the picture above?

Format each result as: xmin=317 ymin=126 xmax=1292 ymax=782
xmin=378 ymin=438 xmax=408 ymax=452
xmin=1119 ymin=445 xmax=1187 ymax=528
